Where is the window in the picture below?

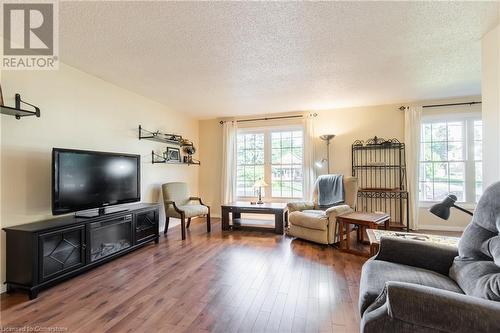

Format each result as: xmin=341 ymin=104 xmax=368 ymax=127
xmin=236 ymin=127 xmax=304 ymax=200
xmin=271 ymin=131 xmax=304 ymax=198
xmin=419 ymin=115 xmax=482 ymax=204
xmin=236 ymin=132 xmax=265 ymax=197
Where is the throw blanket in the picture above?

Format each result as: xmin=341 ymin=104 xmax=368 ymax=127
xmin=317 ymin=174 xmax=344 ymax=209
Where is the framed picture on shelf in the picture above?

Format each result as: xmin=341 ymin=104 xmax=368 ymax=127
xmin=165 ymin=147 xmax=181 ymax=162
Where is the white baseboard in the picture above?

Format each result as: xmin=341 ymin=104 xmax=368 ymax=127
xmin=0 ymin=284 xmax=6 ymax=294
xmin=417 ymin=225 xmax=465 ymax=232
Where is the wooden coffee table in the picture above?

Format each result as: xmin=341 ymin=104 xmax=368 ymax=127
xmin=366 ymin=229 xmax=460 ymax=256
xmin=337 ymin=212 xmax=390 ymax=257
xmin=221 ymin=202 xmax=288 ymax=234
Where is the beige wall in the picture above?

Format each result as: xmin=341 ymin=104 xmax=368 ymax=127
xmin=0 ymin=63 xmax=199 ymax=291
xmin=314 ymin=104 xmax=404 ymax=176
xmin=482 ymin=23 xmax=500 ymax=187
xmin=199 ymin=99 xmax=479 ymax=231
xmin=199 ymin=119 xmax=223 ymax=216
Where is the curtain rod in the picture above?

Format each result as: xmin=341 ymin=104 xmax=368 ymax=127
xmin=399 ymin=101 xmax=482 ymax=111
xmin=219 ymin=113 xmax=317 ymax=124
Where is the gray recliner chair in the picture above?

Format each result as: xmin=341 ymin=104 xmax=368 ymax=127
xmin=359 ymin=181 xmax=500 ymax=333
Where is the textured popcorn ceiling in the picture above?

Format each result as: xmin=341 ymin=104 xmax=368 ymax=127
xmin=59 ymin=1 xmax=499 ymax=119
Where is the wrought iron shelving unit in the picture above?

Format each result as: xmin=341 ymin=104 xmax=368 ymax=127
xmin=352 ymin=136 xmax=409 ymax=231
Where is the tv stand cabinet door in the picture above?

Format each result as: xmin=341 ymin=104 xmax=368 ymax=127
xmin=38 ymin=225 xmax=86 ymax=283
xmin=134 ymin=209 xmax=159 ymax=244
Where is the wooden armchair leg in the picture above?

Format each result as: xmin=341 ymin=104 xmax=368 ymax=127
xmin=164 ymin=217 xmax=170 ymax=235
xmin=180 ymin=213 xmax=186 ymax=240
xmin=206 ymin=207 xmax=211 ymax=233
xmin=186 ymin=218 xmax=191 ymax=229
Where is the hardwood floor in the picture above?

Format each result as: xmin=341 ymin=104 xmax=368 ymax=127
xmin=1 ymin=218 xmax=366 ymax=333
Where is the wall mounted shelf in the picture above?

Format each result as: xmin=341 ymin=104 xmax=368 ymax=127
xmin=151 ymin=151 xmax=200 ymax=165
xmin=0 ymin=94 xmax=40 ymax=120
xmin=138 ymin=125 xmax=183 ymax=145
xmin=139 ymin=125 xmax=200 ymax=165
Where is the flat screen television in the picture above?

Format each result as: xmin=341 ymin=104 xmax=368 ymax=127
xmin=52 ymin=148 xmax=141 ymax=215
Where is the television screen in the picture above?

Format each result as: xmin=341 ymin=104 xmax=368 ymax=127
xmin=52 ymin=148 xmax=140 ymax=215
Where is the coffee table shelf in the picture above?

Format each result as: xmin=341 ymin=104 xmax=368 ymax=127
xmin=221 ymin=202 xmax=288 ymax=234
xmin=366 ymin=229 xmax=460 ymax=256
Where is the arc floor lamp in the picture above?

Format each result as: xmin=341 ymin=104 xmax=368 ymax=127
xmin=318 ymin=134 xmax=335 ymax=174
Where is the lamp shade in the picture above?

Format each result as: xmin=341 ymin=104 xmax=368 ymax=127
xmin=253 ymin=180 xmax=269 ymax=188
xmin=319 ymin=134 xmax=335 ymax=142
xmin=429 ymin=195 xmax=458 ymax=220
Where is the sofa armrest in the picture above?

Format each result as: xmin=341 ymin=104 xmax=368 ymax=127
xmin=325 ymin=205 xmax=353 ymax=243
xmin=383 ymin=282 xmax=500 ymax=333
xmin=287 ymin=201 xmax=314 ymax=212
xmin=325 ymin=204 xmax=353 ymax=218
xmin=374 ymin=237 xmax=458 ymax=276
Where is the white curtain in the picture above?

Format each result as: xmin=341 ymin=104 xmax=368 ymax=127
xmin=303 ymin=114 xmax=316 ymax=201
xmin=405 ymin=105 xmax=423 ymax=230
xmin=221 ymin=120 xmax=237 ymax=204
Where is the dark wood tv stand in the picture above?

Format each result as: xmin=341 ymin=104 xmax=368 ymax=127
xmin=2 ymin=203 xmax=159 ymax=299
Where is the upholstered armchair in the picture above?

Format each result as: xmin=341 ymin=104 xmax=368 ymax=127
xmin=162 ymin=182 xmax=210 ymax=240
xmin=359 ymin=181 xmax=500 ymax=333
xmin=287 ymin=176 xmax=358 ymax=244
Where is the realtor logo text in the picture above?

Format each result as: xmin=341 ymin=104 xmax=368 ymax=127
xmin=2 ymin=1 xmax=59 ymax=70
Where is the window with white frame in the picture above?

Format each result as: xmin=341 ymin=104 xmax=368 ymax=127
xmin=236 ymin=132 xmax=265 ymax=197
xmin=236 ymin=126 xmax=304 ymax=200
xmin=419 ymin=114 xmax=482 ymax=204
xmin=271 ymin=130 xmax=304 ymax=198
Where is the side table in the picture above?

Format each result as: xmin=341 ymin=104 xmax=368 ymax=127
xmin=337 ymin=212 xmax=390 ymax=257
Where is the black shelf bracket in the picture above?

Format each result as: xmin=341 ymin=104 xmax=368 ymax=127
xmin=0 ymin=93 xmax=41 ymax=120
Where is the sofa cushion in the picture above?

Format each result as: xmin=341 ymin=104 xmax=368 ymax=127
xmin=360 ymin=259 xmax=463 ymax=315
xmin=288 ymin=210 xmax=328 ymax=231
xmin=450 ymin=181 xmax=500 ymax=301
xmin=302 ymin=210 xmax=327 ymax=216
xmin=288 ymin=224 xmax=329 ymax=244
xmin=450 ymin=260 xmax=500 ymax=301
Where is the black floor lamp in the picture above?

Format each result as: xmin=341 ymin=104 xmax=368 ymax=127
xmin=429 ymin=194 xmax=473 ymax=220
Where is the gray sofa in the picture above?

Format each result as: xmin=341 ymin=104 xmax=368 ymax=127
xmin=359 ymin=182 xmax=500 ymax=333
